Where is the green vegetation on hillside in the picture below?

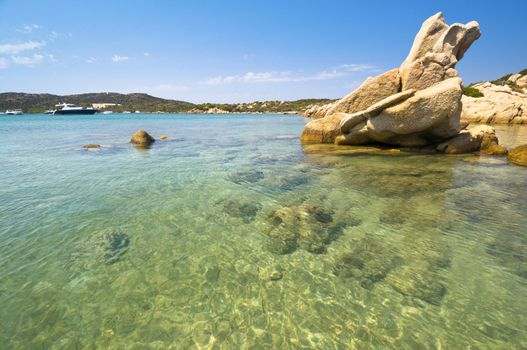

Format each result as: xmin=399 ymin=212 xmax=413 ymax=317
xmin=462 ymin=86 xmax=484 ymax=98
xmin=0 ymin=92 xmax=195 ymax=113
xmin=0 ymin=93 xmax=336 ymax=114
xmin=193 ymin=99 xmax=336 ymax=113
xmin=490 ymin=71 xmax=525 ymax=93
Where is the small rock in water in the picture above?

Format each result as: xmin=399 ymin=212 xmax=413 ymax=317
xmin=83 ymin=144 xmax=101 ymax=149
xmin=269 ymin=270 xmax=283 ymax=281
xmin=205 ymin=265 xmax=221 ymax=283
xmin=159 ymin=135 xmax=169 ymax=140
xmin=130 ymin=130 xmax=155 ymax=147
xmin=259 ymin=264 xmax=283 ymax=281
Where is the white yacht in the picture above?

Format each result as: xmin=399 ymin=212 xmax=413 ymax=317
xmin=5 ymin=109 xmax=23 ymax=115
xmin=52 ymin=103 xmax=97 ymax=115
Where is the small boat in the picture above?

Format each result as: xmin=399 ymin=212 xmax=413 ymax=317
xmin=102 ymin=111 xmax=113 ymax=114
xmin=5 ymin=109 xmax=23 ymax=115
xmin=44 ymin=110 xmax=55 ymax=115
xmin=52 ymin=103 xmax=97 ymax=115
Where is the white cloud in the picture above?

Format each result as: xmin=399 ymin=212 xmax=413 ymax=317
xmin=143 ymin=52 xmax=150 ymax=57
xmin=18 ymin=24 xmax=40 ymax=34
xmin=0 ymin=41 xmax=45 ymax=54
xmin=86 ymin=57 xmax=97 ymax=63
xmin=11 ymin=54 xmax=44 ymax=65
xmin=112 ymin=55 xmax=129 ymax=63
xmin=49 ymin=31 xmax=72 ymax=41
xmin=0 ymin=57 xmax=8 ymax=69
xmin=203 ymin=64 xmax=377 ymax=85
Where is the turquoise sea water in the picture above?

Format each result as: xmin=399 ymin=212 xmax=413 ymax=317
xmin=0 ymin=113 xmax=526 ymax=349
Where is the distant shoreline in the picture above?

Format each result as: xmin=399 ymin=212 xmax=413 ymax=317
xmin=1 ymin=111 xmax=303 ymax=116
xmin=0 ymin=92 xmax=333 ymax=116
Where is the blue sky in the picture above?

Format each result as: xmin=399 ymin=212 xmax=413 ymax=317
xmin=0 ymin=0 xmax=525 ymax=103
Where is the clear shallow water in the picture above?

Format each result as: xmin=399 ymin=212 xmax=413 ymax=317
xmin=0 ymin=114 xmax=526 ymax=349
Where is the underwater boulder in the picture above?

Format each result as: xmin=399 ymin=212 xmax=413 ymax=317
xmin=217 ymin=198 xmax=261 ymax=223
xmin=486 ymin=230 xmax=527 ymax=280
xmin=334 ymin=236 xmax=401 ymax=289
xmin=276 ymin=174 xmax=310 ymax=191
xmin=228 ymin=170 xmax=264 ymax=184
xmin=386 ymin=264 xmax=447 ymax=306
xmin=265 ymin=202 xmax=338 ymax=254
xmin=88 ymin=228 xmax=130 ymax=265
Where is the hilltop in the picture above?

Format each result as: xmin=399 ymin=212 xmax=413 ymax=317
xmin=0 ymin=92 xmax=195 ymax=113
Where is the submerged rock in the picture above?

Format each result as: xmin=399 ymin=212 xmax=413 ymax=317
xmin=387 ymin=265 xmax=447 ymax=306
xmin=275 ymin=174 xmax=310 ymax=191
xmin=83 ymin=144 xmax=101 ymax=149
xmin=269 ymin=270 xmax=283 ymax=281
xmin=508 ymin=145 xmax=527 ymax=166
xmin=265 ymin=202 xmax=339 ymax=254
xmin=487 ymin=230 xmax=527 ymax=280
xmin=78 ymin=228 xmax=130 ymax=265
xmin=334 ymin=236 xmax=401 ymax=289
xmin=259 ymin=264 xmax=284 ymax=281
xmin=228 ymin=170 xmax=264 ymax=184
xmin=265 ymin=237 xmax=297 ymax=255
xmin=94 ymin=229 xmax=130 ymax=264
xmin=217 ymin=198 xmax=261 ymax=222
xmin=335 ymin=234 xmax=451 ymax=304
xmin=130 ymin=130 xmax=155 ymax=147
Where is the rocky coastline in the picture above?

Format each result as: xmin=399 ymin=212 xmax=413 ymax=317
xmin=300 ymin=12 xmax=526 ymax=161
xmin=461 ymin=73 xmax=527 ymax=124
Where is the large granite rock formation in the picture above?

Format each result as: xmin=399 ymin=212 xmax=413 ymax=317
xmin=301 ymin=12 xmax=498 ymax=152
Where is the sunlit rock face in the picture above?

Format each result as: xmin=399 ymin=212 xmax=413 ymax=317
xmin=300 ymin=12 xmax=500 ymax=152
xmin=461 ymin=81 xmax=527 ymax=125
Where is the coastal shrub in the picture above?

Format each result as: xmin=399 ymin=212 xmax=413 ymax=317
xmin=490 ymin=73 xmax=512 ymax=86
xmin=518 ymin=68 xmax=527 ymax=76
xmin=492 ymin=79 xmax=524 ymax=93
xmin=508 ymin=82 xmax=524 ymax=93
xmin=463 ymin=86 xmax=484 ymax=98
